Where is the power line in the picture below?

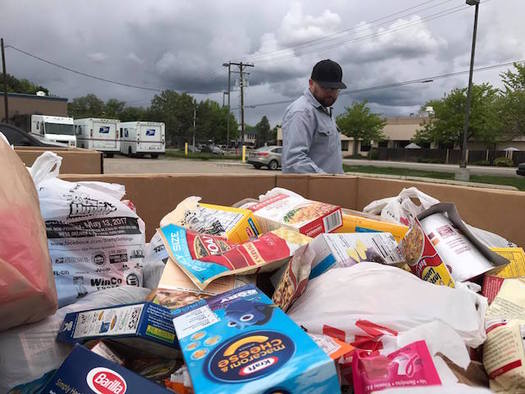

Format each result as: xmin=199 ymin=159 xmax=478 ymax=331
xmin=241 ymin=59 xmax=524 ymax=109
xmin=5 ymin=44 xmax=163 ymax=92
xmin=246 ymin=0 xmax=456 ymax=62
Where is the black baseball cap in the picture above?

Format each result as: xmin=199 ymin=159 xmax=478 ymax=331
xmin=310 ymin=59 xmax=347 ymax=89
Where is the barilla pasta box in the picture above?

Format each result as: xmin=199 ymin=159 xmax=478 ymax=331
xmin=41 ymin=344 xmax=171 ymax=393
xmin=309 ymin=232 xmax=405 ymax=279
xmin=241 ymin=188 xmax=343 ymax=238
xmin=57 ymin=302 xmax=179 ymax=358
xmin=172 ymin=284 xmax=340 ymax=394
xmin=160 ymin=196 xmax=261 ymax=244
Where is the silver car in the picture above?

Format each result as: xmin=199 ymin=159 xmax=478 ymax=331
xmin=248 ymin=146 xmax=282 ymax=170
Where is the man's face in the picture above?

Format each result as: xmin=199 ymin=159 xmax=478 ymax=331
xmin=309 ymin=80 xmax=340 ymax=108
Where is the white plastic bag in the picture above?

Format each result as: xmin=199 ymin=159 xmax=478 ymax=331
xmin=288 ymin=263 xmax=487 ymax=348
xmin=29 ymin=152 xmax=146 ymax=307
xmin=363 ymin=187 xmax=439 ymax=226
xmin=0 ymin=286 xmax=151 ymax=392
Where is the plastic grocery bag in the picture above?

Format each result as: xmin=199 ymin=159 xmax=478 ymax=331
xmin=29 ymin=152 xmax=146 ymax=307
xmin=363 ymin=187 xmax=439 ymax=226
xmin=0 ymin=286 xmax=150 ymax=392
xmin=288 ymin=263 xmax=487 ymax=348
xmin=0 ymin=139 xmax=58 ymax=332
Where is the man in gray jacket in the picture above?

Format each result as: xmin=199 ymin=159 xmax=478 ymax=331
xmin=281 ymin=59 xmax=347 ymax=174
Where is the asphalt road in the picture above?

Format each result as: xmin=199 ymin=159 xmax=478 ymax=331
xmin=105 ymin=155 xmax=261 ymax=174
xmin=342 ymin=158 xmax=520 ymax=177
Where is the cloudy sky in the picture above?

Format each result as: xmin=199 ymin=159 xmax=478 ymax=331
xmin=2 ymin=0 xmax=524 ymax=126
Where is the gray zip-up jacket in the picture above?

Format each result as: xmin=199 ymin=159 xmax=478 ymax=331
xmin=281 ymin=89 xmax=343 ymax=174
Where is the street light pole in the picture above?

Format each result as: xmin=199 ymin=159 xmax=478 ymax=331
xmin=459 ymin=0 xmax=480 ymax=176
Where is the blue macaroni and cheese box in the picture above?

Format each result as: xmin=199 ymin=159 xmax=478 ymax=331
xmin=172 ymin=284 xmax=340 ymax=394
xmin=57 ymin=302 xmax=179 ymax=357
xmin=41 ymin=344 xmax=171 ymax=393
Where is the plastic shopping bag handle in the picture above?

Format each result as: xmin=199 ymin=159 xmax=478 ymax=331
xmin=28 ymin=151 xmax=63 ymax=185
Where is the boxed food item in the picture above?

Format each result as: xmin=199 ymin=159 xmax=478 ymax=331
xmin=308 ymin=232 xmax=405 ymax=279
xmin=240 ymin=188 xmax=343 ymax=237
xmin=400 ymin=219 xmax=455 ymax=288
xmin=41 ymin=344 xmax=171 ymax=393
xmin=159 ymin=224 xmax=310 ymax=290
xmin=490 ymin=247 xmax=525 ymax=278
xmin=335 ymin=209 xmax=409 ymax=242
xmin=417 ymin=203 xmax=508 ymax=282
xmin=160 ymin=196 xmax=261 ymax=243
xmin=57 ymin=302 xmax=179 ymax=357
xmin=172 ymin=285 xmax=340 ymax=394
xmin=149 ymin=258 xmax=255 ymax=310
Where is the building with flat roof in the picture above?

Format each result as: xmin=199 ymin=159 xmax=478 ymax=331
xmin=0 ymin=92 xmax=68 ymax=122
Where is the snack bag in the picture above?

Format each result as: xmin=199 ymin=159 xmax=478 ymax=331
xmin=352 ymin=341 xmax=441 ymax=394
xmin=240 ymin=188 xmax=343 ymax=237
xmin=400 ymin=219 xmax=455 ymax=288
xmin=160 ymin=196 xmax=261 ymax=243
xmin=159 ymin=224 xmax=310 ymax=290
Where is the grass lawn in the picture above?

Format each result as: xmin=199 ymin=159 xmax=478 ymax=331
xmin=343 ymin=165 xmax=525 ymax=191
xmin=165 ymin=149 xmax=241 ymax=161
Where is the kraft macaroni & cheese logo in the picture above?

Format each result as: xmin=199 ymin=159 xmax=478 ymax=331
xmin=205 ymin=330 xmax=295 ymax=383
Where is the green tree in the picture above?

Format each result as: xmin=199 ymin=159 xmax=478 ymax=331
xmin=104 ymin=99 xmax=126 ymax=119
xmin=118 ymin=106 xmax=150 ymax=122
xmin=1 ymin=73 xmax=49 ymax=95
xmin=150 ymin=90 xmax=194 ymax=146
xmin=68 ymin=94 xmax=105 ymax=118
xmin=195 ymin=99 xmax=238 ymax=144
xmin=499 ymin=63 xmax=525 ymax=139
xmin=336 ymin=101 xmax=386 ymax=156
xmin=255 ymin=116 xmax=271 ymax=147
xmin=414 ymin=83 xmax=503 ymax=148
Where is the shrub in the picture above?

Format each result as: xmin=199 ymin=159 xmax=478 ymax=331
xmin=368 ymin=149 xmax=379 ymax=160
xmin=493 ymin=157 xmax=514 ymax=167
xmin=473 ymin=160 xmax=490 ymax=166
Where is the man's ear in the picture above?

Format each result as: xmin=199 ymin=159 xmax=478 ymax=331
xmin=309 ymin=79 xmax=314 ymax=89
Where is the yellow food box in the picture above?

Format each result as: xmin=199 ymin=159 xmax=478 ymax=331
xmin=335 ymin=212 xmax=409 ymax=242
xmin=490 ymin=247 xmax=525 ymax=278
xmin=198 ymin=203 xmax=262 ymax=244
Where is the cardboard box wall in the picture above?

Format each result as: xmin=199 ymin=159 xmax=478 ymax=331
xmin=16 ymin=147 xmax=103 ymax=174
xmin=61 ymin=173 xmax=525 ymax=247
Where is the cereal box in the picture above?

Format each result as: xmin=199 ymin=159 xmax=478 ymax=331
xmin=335 ymin=210 xmax=409 ymax=242
xmin=159 ymin=224 xmax=311 ymax=290
xmin=57 ymin=302 xmax=179 ymax=358
xmin=308 ymin=232 xmax=405 ymax=279
xmin=172 ymin=285 xmax=340 ymax=394
xmin=160 ymin=196 xmax=261 ymax=243
xmin=41 ymin=344 xmax=171 ymax=394
xmin=240 ymin=188 xmax=343 ymax=237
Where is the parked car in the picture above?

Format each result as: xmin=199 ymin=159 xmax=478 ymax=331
xmin=0 ymin=122 xmax=67 ymax=147
xmin=201 ymin=144 xmax=225 ymax=155
xmin=248 ymin=145 xmax=282 ymax=170
xmin=517 ymin=163 xmax=525 ymax=176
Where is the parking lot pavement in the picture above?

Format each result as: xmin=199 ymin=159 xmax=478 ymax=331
xmin=104 ymin=155 xmax=272 ymax=174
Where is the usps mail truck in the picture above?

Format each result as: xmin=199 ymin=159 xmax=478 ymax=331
xmin=119 ymin=121 xmax=165 ymax=158
xmin=30 ymin=115 xmax=76 ymax=147
xmin=74 ymin=118 xmax=120 ymax=157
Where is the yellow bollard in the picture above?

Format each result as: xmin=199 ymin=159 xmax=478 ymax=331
xmin=242 ymin=146 xmax=246 ymax=163
xmin=185 ymin=142 xmax=188 ymax=157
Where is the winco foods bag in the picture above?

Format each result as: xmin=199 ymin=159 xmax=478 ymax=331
xmin=29 ymin=152 xmax=146 ymax=307
xmin=0 ymin=138 xmax=57 ymax=331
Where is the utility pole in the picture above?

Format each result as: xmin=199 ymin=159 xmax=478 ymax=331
xmin=228 ymin=62 xmax=254 ymax=147
xmin=222 ymin=62 xmax=231 ymax=147
xmin=1 ymin=38 xmax=9 ymax=124
xmin=458 ymin=0 xmax=480 ymax=181
xmin=192 ymin=103 xmax=196 ymax=149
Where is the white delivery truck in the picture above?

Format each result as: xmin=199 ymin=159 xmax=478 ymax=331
xmin=119 ymin=121 xmax=165 ymax=158
xmin=74 ymin=118 xmax=120 ymax=157
xmin=30 ymin=115 xmax=76 ymax=147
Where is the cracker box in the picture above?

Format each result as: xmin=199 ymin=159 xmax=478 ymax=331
xmin=57 ymin=302 xmax=179 ymax=358
xmin=41 ymin=344 xmax=171 ymax=393
xmin=160 ymin=196 xmax=261 ymax=243
xmin=241 ymin=188 xmax=343 ymax=237
xmin=172 ymin=285 xmax=340 ymax=394
xmin=309 ymin=232 xmax=405 ymax=279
